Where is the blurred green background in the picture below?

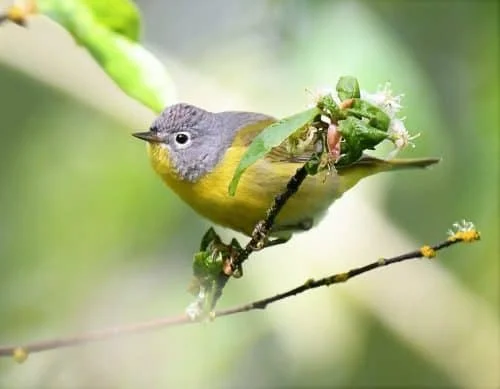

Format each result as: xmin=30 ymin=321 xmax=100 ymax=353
xmin=0 ymin=0 xmax=498 ymax=388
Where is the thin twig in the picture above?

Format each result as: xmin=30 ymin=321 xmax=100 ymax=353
xmin=0 ymin=233 xmax=477 ymax=361
xmin=234 ymin=165 xmax=309 ymax=268
xmin=212 ymin=165 xmax=309 ymax=307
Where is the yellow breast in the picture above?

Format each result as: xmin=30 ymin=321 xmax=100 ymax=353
xmin=147 ymin=142 xmax=340 ymax=236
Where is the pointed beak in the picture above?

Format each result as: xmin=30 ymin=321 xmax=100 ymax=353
xmin=132 ymin=131 xmax=163 ymax=143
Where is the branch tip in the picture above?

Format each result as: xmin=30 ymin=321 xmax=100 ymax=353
xmin=448 ymin=230 xmax=480 ymax=243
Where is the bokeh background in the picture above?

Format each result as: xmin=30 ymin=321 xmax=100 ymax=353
xmin=0 ymin=0 xmax=498 ymax=388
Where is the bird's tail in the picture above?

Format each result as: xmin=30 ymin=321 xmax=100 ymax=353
xmin=348 ymin=154 xmax=441 ymax=170
xmin=336 ymin=154 xmax=440 ymax=192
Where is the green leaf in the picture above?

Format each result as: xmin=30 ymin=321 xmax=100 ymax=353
xmin=316 ymin=94 xmax=342 ymax=120
xmin=336 ymin=76 xmax=360 ymax=101
xmin=37 ymin=0 xmax=175 ymax=112
xmin=81 ymin=0 xmax=141 ymax=41
xmin=192 ymin=251 xmax=211 ymax=279
xmin=346 ymin=98 xmax=391 ymax=131
xmin=336 ymin=116 xmax=389 ymax=166
xmin=228 ymin=107 xmax=321 ymax=196
xmin=192 ymin=248 xmax=223 ymax=281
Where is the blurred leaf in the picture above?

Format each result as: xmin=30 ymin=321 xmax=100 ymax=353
xmin=228 ymin=107 xmax=320 ymax=196
xmin=37 ymin=0 xmax=175 ymax=112
xmin=336 ymin=76 xmax=360 ymax=101
xmin=81 ymin=0 xmax=141 ymax=41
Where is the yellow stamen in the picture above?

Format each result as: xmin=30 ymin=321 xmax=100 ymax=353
xmin=448 ymin=230 xmax=481 ymax=243
xmin=5 ymin=1 xmax=37 ymax=25
xmin=6 ymin=5 xmax=25 ymax=24
xmin=12 ymin=347 xmax=28 ymax=364
xmin=420 ymin=245 xmax=436 ymax=258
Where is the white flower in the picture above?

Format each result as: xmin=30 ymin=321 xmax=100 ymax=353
xmin=305 ymin=80 xmax=422 ymax=161
xmin=361 ymin=82 xmax=404 ymax=118
xmin=387 ymin=117 xmax=420 ymax=158
xmin=447 ymin=220 xmax=476 ymax=237
xmin=447 ymin=219 xmax=480 ymax=242
xmin=306 ymin=86 xmax=341 ymax=108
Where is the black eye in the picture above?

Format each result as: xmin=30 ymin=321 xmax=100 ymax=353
xmin=175 ymin=132 xmax=191 ymax=146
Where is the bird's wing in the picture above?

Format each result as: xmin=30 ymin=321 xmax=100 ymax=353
xmin=228 ymin=112 xmax=440 ymax=170
xmin=267 ymin=145 xmax=316 ymax=163
xmin=230 ymin=114 xmax=316 ymax=163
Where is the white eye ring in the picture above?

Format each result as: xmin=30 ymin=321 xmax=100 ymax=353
xmin=174 ymin=131 xmax=192 ymax=149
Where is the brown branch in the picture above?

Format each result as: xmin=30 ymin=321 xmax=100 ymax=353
xmin=0 ymin=231 xmax=478 ymax=362
xmin=235 ymin=165 xmax=309 ymax=268
xmin=211 ymin=165 xmax=310 ymax=308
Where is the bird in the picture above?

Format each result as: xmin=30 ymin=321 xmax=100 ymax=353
xmin=133 ymin=103 xmax=438 ymax=238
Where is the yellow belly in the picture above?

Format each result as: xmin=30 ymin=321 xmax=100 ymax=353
xmin=148 ymin=143 xmax=340 ymax=236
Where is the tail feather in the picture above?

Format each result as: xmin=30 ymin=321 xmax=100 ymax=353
xmin=350 ymin=154 xmax=441 ymax=171
xmin=336 ymin=154 xmax=440 ymax=192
